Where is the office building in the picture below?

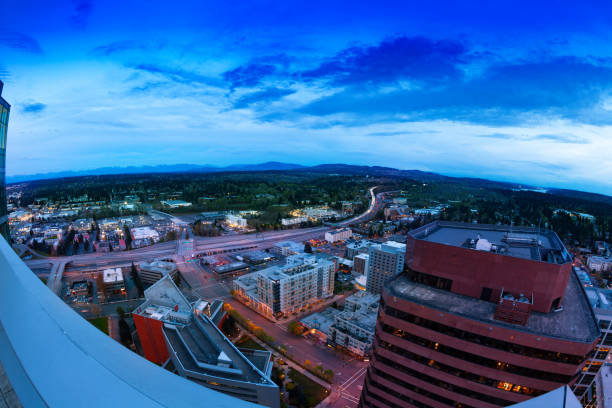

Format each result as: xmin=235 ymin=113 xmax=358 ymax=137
xmin=133 ymin=277 xmax=279 ymax=407
xmin=233 ymin=254 xmax=335 ymax=319
xmin=325 ymin=227 xmax=353 ymax=243
xmin=365 ymin=241 xmax=406 ymax=294
xmin=139 ymin=260 xmax=178 ymax=286
xmin=0 ymin=81 xmax=9 ymax=242
xmin=360 ymin=221 xmax=601 ymax=408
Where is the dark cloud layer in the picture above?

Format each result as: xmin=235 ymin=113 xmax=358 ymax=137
xmin=300 ymin=36 xmax=470 ymax=86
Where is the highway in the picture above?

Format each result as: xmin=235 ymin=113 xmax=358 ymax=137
xmin=25 ymin=186 xmax=382 ymax=275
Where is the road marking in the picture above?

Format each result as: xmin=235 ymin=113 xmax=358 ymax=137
xmin=340 ymin=367 xmax=366 ymax=389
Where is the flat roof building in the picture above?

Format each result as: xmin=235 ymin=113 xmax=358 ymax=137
xmin=102 ymin=267 xmax=125 ymax=299
xmin=360 ymin=221 xmax=601 ymax=408
xmin=133 ymin=276 xmax=279 ymax=408
xmin=233 ymin=254 xmax=335 ymax=319
xmin=365 ymin=241 xmax=406 ymax=295
xmin=139 ymin=260 xmax=178 ymax=286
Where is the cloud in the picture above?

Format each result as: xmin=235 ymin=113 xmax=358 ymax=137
xmin=0 ymin=32 xmax=43 ymax=54
xmin=129 ymin=63 xmax=223 ymax=87
xmin=297 ymin=54 xmax=612 ymax=125
xmin=232 ymin=87 xmax=295 ymax=109
xmin=367 ymin=130 xmax=439 ymax=137
xmin=477 ymin=133 xmax=588 ymax=144
xmin=300 ymin=36 xmax=470 ymax=86
xmin=22 ymin=102 xmax=46 ymax=114
xmin=223 ymin=63 xmax=277 ymax=90
xmin=71 ymin=0 xmax=92 ymax=29
xmin=92 ymin=40 xmax=143 ymax=56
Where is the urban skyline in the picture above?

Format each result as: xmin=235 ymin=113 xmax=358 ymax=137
xmin=2 ymin=3 xmax=612 ymax=408
xmin=1 ymin=1 xmax=612 ymax=194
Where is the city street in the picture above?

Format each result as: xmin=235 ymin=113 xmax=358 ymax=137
xmin=228 ymin=300 xmax=367 ymax=407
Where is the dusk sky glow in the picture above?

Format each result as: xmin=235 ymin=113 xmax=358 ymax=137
xmin=1 ymin=1 xmax=612 ymax=194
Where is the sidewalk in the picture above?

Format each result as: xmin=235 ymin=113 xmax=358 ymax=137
xmin=235 ymin=325 xmax=332 ymax=392
xmin=108 ymin=315 xmax=121 ymax=343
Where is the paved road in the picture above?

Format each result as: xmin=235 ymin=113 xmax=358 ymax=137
xmin=25 ymin=185 xmax=382 ymax=274
xmin=228 ymin=299 xmax=367 ymax=406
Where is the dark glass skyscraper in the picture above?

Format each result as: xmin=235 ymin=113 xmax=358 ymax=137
xmin=0 ymin=80 xmax=10 ymax=242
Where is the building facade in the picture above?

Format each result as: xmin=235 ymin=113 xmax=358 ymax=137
xmin=139 ymin=260 xmax=178 ymax=286
xmin=0 ymin=81 xmax=10 ymax=242
xmin=328 ymin=292 xmax=380 ymax=357
xmin=365 ymin=241 xmax=406 ymax=294
xmin=325 ymin=227 xmax=353 ymax=243
xmin=360 ymin=221 xmax=601 ymax=408
xmin=233 ymin=254 xmax=335 ymax=318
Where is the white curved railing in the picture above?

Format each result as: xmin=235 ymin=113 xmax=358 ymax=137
xmin=0 ymin=235 xmax=259 ymax=407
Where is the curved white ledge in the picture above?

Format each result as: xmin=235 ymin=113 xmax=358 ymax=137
xmin=0 ymin=236 xmax=259 ymax=407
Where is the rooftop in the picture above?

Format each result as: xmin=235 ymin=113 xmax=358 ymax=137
xmin=301 ymin=308 xmax=342 ymax=334
xmin=410 ymin=221 xmax=571 ymax=264
xmin=102 ymin=268 xmax=123 ymax=283
xmin=387 ymin=270 xmax=600 ymax=343
xmin=164 ymin=312 xmax=274 ymax=385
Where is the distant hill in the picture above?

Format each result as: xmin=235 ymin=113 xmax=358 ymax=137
xmin=7 ymin=161 xmax=610 ymax=204
xmin=6 ymin=161 xmax=305 ymax=183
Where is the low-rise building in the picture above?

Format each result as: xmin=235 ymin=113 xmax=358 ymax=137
xmin=588 ymin=255 xmax=612 ymax=272
xmin=225 ymin=214 xmax=247 ymax=228
xmin=233 ymin=254 xmax=335 ymax=319
xmin=300 ymin=307 xmax=342 ymax=341
xmin=133 ymin=277 xmax=279 ymax=408
xmin=328 ymin=291 xmax=380 ymax=357
xmin=271 ymin=240 xmax=303 ymax=256
xmin=160 ymin=200 xmax=192 ymax=209
xmin=102 ymin=268 xmax=125 ymax=298
xmin=139 ymin=260 xmax=178 ymax=286
xmin=281 ymin=216 xmax=307 ymax=226
xmin=325 ymin=228 xmax=352 ymax=243
xmin=131 ymin=226 xmax=160 ymax=246
xmin=345 ymin=239 xmax=378 ymax=260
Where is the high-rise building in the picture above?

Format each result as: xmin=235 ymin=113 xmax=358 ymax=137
xmin=360 ymin=221 xmax=601 ymax=408
xmin=0 ymin=80 xmax=10 ymax=242
xmin=366 ymin=241 xmax=406 ymax=294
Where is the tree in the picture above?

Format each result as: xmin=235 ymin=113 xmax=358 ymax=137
xmin=131 ymin=262 xmax=144 ymax=297
xmin=123 ymin=225 xmax=132 ymax=250
xmin=118 ymin=318 xmax=133 ymax=346
xmin=304 ymin=242 xmax=312 ymax=253
xmin=116 ymin=306 xmax=125 ymax=317
xmin=288 ymin=321 xmax=303 ymax=336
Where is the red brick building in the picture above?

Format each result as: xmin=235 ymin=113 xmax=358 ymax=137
xmin=360 ymin=221 xmax=601 ymax=408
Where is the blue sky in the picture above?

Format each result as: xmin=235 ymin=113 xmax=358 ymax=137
xmin=1 ymin=1 xmax=612 ymax=194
